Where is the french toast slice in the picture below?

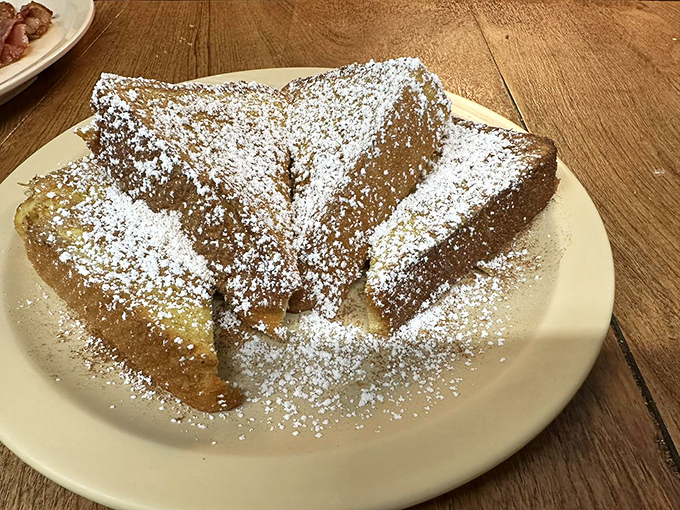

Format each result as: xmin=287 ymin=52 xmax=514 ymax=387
xmin=14 ymin=157 xmax=242 ymax=412
xmin=283 ymin=58 xmax=451 ymax=317
xmin=366 ymin=118 xmax=559 ymax=334
xmin=86 ymin=74 xmax=300 ymax=337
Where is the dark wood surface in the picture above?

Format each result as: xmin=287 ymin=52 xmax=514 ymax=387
xmin=1 ymin=1 xmax=678 ymax=508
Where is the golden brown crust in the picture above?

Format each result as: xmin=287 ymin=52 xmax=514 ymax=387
xmin=89 ymin=75 xmax=299 ymax=337
xmin=366 ymin=120 xmax=559 ymax=334
xmin=14 ymin=163 xmax=242 ymax=412
xmin=284 ymin=58 xmax=451 ymax=316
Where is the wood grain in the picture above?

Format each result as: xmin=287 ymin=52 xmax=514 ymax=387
xmin=413 ymin=332 xmax=680 ymax=510
xmin=1 ymin=0 xmax=679 ymax=509
xmin=282 ymin=0 xmax=522 ymax=123
xmin=613 ymin=1 xmax=680 ymax=84
xmin=208 ymin=0 xmax=295 ymax=73
xmin=472 ymin=0 xmax=680 ymax=446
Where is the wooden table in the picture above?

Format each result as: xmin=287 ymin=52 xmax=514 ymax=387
xmin=1 ymin=0 xmax=679 ymax=508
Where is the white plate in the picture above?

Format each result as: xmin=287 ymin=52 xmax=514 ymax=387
xmin=0 ymin=68 xmax=614 ymax=509
xmin=0 ymin=0 xmax=94 ymax=104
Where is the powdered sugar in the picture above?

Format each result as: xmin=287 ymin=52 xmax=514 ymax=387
xmin=26 ymin=158 xmax=215 ymax=331
xmin=90 ymin=74 xmax=299 ymax=332
xmin=209 ymin=246 xmax=542 ymax=437
xmin=286 ymin=58 xmax=451 ymax=316
xmin=368 ymin=118 xmax=545 ymax=296
xmin=12 ymin=64 xmax=560 ymax=441
xmin=287 ymin=58 xmax=433 ymax=232
xmin=15 ymin=166 xmax=554 ymax=442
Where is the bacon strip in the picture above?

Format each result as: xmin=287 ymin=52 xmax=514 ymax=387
xmin=1 ymin=20 xmax=27 ymax=67
xmin=0 ymin=2 xmax=52 ymax=69
xmin=20 ymin=1 xmax=52 ymax=39
xmin=1 ymin=17 xmax=17 ymax=45
xmin=0 ymin=2 xmax=17 ymax=20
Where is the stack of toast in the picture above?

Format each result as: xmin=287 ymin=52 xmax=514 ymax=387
xmin=14 ymin=58 xmax=558 ymax=412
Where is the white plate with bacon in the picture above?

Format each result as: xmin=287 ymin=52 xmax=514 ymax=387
xmin=0 ymin=0 xmax=93 ymax=104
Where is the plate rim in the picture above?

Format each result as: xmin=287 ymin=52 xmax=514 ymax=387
xmin=0 ymin=0 xmax=95 ymax=97
xmin=0 ymin=67 xmax=615 ymax=510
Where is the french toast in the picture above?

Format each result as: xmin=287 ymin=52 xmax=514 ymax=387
xmin=85 ymin=74 xmax=300 ymax=337
xmin=283 ymin=58 xmax=451 ymax=317
xmin=14 ymin=157 xmax=242 ymax=412
xmin=366 ymin=118 xmax=559 ymax=334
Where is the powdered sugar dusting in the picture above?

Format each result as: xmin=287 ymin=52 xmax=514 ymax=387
xmin=26 ymin=158 xmax=215 ymax=334
xmin=14 ymin=208 xmax=556 ymax=443
xmin=90 ymin=74 xmax=299 ymax=331
xmin=368 ymin=118 xmax=545 ymax=295
xmin=286 ymin=58 xmax=451 ymax=316
xmin=10 ymin=64 xmax=562 ymax=443
xmin=287 ymin=58 xmax=434 ymax=231
xmin=210 ymin=246 xmax=543 ymax=437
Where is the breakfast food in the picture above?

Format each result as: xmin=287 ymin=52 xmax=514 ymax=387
xmin=284 ymin=58 xmax=451 ymax=317
xmin=366 ymin=118 xmax=558 ymax=334
xmin=1 ymin=2 xmax=52 ymax=68
xmin=14 ymin=157 xmax=242 ymax=412
xmin=85 ymin=74 xmax=300 ymax=336
xmin=14 ymin=59 xmax=562 ymax=414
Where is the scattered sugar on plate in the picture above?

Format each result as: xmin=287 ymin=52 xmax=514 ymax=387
xmin=14 ymin=232 xmax=549 ymax=442
xmin=13 ymin=155 xmax=561 ymax=443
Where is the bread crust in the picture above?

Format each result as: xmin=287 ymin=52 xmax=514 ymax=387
xmin=15 ymin=163 xmax=242 ymax=412
xmin=284 ymin=58 xmax=451 ymax=316
xmin=366 ymin=120 xmax=559 ymax=334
